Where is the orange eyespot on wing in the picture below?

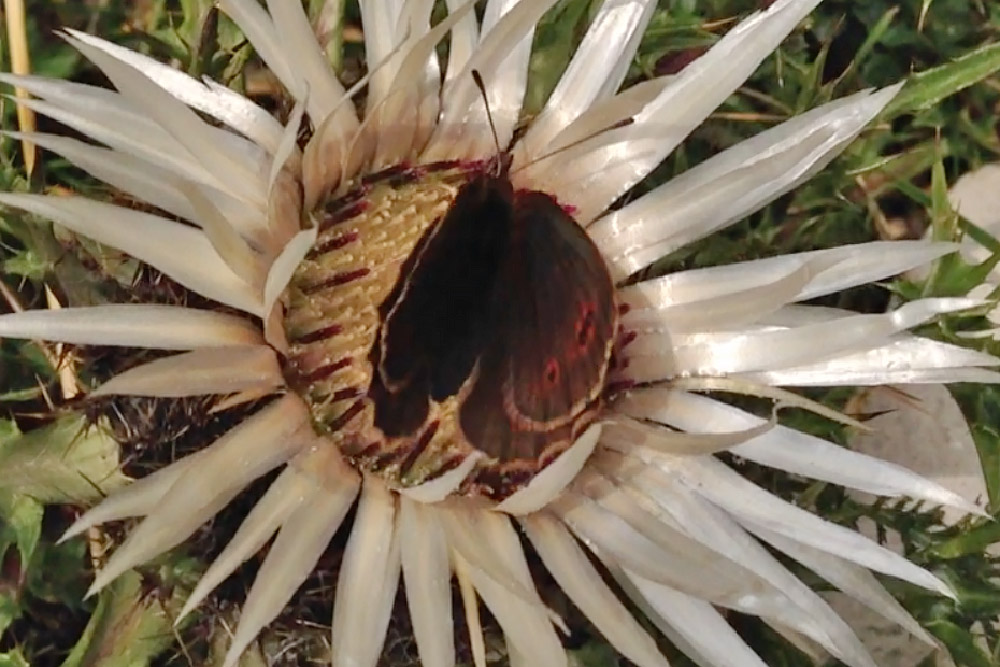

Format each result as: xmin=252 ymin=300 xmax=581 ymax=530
xmin=498 ymin=191 xmax=614 ymax=420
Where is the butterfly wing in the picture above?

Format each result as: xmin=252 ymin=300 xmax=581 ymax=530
xmin=459 ymin=190 xmax=616 ymax=461
xmin=369 ymin=174 xmax=514 ymax=437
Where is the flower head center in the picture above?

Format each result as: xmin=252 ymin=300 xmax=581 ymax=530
xmin=284 ymin=161 xmax=617 ymax=500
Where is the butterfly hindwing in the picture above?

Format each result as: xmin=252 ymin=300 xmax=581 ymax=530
xmin=458 ymin=190 xmax=615 ymax=460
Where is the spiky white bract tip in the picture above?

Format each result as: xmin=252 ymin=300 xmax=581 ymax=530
xmin=496 ymin=423 xmax=602 ymax=515
xmin=93 ymin=346 xmax=283 ymax=398
xmin=398 ymin=452 xmax=484 ymax=503
xmin=221 ymin=462 xmax=359 ymax=667
xmin=590 ymin=85 xmax=906 ymax=277
xmin=331 ymin=479 xmax=401 ymax=667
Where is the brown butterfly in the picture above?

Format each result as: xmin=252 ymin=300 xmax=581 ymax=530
xmin=366 ymin=73 xmax=616 ymax=495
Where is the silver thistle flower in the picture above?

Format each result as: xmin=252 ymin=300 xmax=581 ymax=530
xmin=0 ymin=1 xmax=997 ymax=666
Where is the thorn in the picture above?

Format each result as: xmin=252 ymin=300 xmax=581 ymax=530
xmin=57 ymin=523 xmax=83 ymax=545
xmin=84 ymin=580 xmax=103 ymax=599
xmin=45 ymin=286 xmax=81 ymax=399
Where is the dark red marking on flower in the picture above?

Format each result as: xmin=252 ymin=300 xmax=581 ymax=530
xmin=617 ymin=328 xmax=638 ymax=349
xmin=362 ymin=161 xmax=414 ymax=185
xmin=399 ymin=420 xmax=440 ymax=475
xmin=301 ymin=357 xmax=351 ymax=384
xmin=468 ymin=463 xmax=536 ymax=500
xmin=423 ymin=159 xmax=466 ymax=172
xmin=291 ymin=323 xmax=343 ymax=345
xmin=307 ymin=230 xmax=359 ymax=260
xmin=326 ymin=399 xmax=366 ymax=432
xmin=609 ymin=325 xmax=637 ymax=374
xmin=330 ymin=386 xmax=361 ymax=402
xmin=355 ymin=440 xmax=384 ymax=459
xmin=320 ymin=198 xmax=370 ymax=232
xmin=301 ymin=268 xmax=370 ymax=295
xmin=538 ymin=447 xmax=563 ymax=468
xmin=358 ymin=159 xmax=467 ymax=193
xmin=366 ymin=156 xmax=616 ymax=466
xmin=364 ymin=162 xmax=424 ymax=189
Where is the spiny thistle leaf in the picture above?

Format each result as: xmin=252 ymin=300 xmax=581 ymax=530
xmin=882 ymin=41 xmax=1000 ymax=117
xmin=0 ymin=415 xmax=127 ymax=504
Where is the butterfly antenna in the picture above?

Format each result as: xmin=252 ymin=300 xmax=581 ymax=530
xmin=472 ymin=69 xmax=509 ymax=174
xmin=515 ymin=117 xmax=635 ymax=176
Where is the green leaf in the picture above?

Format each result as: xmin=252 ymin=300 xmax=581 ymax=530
xmin=0 ymin=415 xmax=127 ymax=504
xmin=523 ymin=0 xmax=597 ymax=117
xmin=951 ymin=384 xmax=1000 ymax=511
xmin=930 ymin=521 xmax=1000 ymax=558
xmin=829 ymin=6 xmax=899 ymax=91
xmin=572 ymin=639 xmax=622 ymax=667
xmin=908 ymin=150 xmax=1000 ymax=298
xmin=24 ymin=536 xmax=90 ymax=606
xmin=0 ymin=490 xmax=43 ymax=636
xmin=0 ymin=420 xmax=19 ymax=446
xmin=962 ymin=217 xmax=1000 ymax=257
xmin=929 ymin=149 xmax=955 ymax=241
xmin=0 ymin=650 xmax=31 ymax=667
xmin=2 ymin=249 xmax=48 ymax=280
xmin=60 ymin=572 xmax=175 ymax=667
xmin=0 ymin=493 xmax=43 ymax=566
xmin=0 ymin=387 xmax=44 ymax=404
xmin=929 ymin=620 xmax=994 ymax=667
xmin=882 ymin=41 xmax=1000 ymax=117
xmin=309 ymin=0 xmax=345 ymax=72
xmin=0 ymin=593 xmax=20 ymax=640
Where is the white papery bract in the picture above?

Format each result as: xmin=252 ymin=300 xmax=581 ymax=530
xmin=0 ymin=1 xmax=997 ymax=667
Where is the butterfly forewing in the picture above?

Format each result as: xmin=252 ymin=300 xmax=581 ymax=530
xmin=369 ymin=174 xmax=513 ymax=437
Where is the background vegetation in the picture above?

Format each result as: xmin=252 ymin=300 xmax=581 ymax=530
xmin=2 ymin=0 xmax=1000 ymax=665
